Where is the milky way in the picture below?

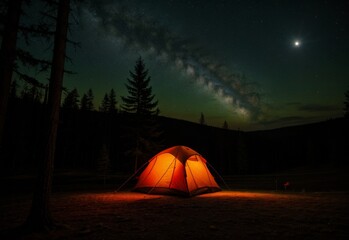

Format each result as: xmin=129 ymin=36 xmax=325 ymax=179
xmin=82 ymin=0 xmax=262 ymax=120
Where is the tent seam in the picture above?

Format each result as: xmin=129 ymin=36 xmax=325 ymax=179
xmin=148 ymin=156 xmax=176 ymax=194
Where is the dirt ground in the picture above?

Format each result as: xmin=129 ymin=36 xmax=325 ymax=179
xmin=1 ymin=191 xmax=348 ymax=240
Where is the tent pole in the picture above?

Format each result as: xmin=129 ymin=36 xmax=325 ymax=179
xmin=201 ymin=156 xmax=214 ymax=186
xmin=186 ymin=163 xmax=198 ymax=191
xmin=148 ymin=157 xmax=176 ymax=194
xmin=115 ymin=160 xmax=150 ymax=192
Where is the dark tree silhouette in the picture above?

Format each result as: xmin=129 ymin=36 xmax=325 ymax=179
xmin=80 ymin=94 xmax=89 ymax=110
xmin=86 ymin=88 xmax=94 ymax=111
xmin=25 ymin=0 xmax=70 ymax=231
xmin=121 ymin=57 xmax=159 ymax=115
xmin=199 ymin=112 xmax=206 ymax=125
xmin=99 ymin=93 xmax=110 ymax=112
xmin=344 ymin=90 xmax=349 ymax=118
xmin=62 ymin=88 xmax=79 ymax=110
xmin=99 ymin=89 xmax=117 ymax=113
xmin=80 ymin=88 xmax=94 ymax=111
xmin=108 ymin=88 xmax=117 ymax=113
xmin=223 ymin=120 xmax=229 ymax=129
xmin=0 ymin=0 xmax=23 ymax=146
xmin=20 ymin=83 xmax=43 ymax=103
xmin=121 ymin=57 xmax=161 ymax=172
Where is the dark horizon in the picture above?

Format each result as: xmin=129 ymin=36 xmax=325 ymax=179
xmin=3 ymin=97 xmax=348 ymax=176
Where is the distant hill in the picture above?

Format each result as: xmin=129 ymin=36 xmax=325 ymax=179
xmin=158 ymin=116 xmax=349 ymax=174
xmin=2 ymin=100 xmax=349 ymax=175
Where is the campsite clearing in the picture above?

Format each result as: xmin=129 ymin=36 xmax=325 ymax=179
xmin=1 ymin=191 xmax=348 ymax=239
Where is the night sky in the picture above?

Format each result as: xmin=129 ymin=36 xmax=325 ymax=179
xmin=21 ymin=0 xmax=349 ymax=130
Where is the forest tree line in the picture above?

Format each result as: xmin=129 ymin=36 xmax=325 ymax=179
xmin=4 ymin=90 xmax=349 ymax=177
xmin=3 ymin=56 xmax=166 ymax=174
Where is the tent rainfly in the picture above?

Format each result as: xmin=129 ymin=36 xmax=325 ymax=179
xmin=134 ymin=146 xmax=221 ymax=196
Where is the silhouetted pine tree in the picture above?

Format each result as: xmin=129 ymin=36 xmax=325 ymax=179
xmin=199 ymin=112 xmax=206 ymax=125
xmin=0 ymin=0 xmax=77 ymax=231
xmin=80 ymin=94 xmax=88 ymax=110
xmin=62 ymin=88 xmax=79 ymax=110
xmin=86 ymin=88 xmax=94 ymax=110
xmin=121 ymin=57 xmax=162 ymax=172
xmin=99 ymin=93 xmax=110 ymax=112
xmin=108 ymin=88 xmax=117 ymax=113
xmin=81 ymin=88 xmax=94 ymax=111
xmin=25 ymin=0 xmax=70 ymax=231
xmin=223 ymin=120 xmax=228 ymax=129
xmin=20 ymin=83 xmax=43 ymax=103
xmin=0 ymin=0 xmax=72 ymax=145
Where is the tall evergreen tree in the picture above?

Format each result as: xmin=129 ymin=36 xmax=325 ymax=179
xmin=62 ymin=88 xmax=79 ymax=110
xmin=80 ymin=88 xmax=94 ymax=111
xmin=99 ymin=93 xmax=110 ymax=112
xmin=0 ymin=0 xmax=67 ymax=145
xmin=80 ymin=93 xmax=89 ymax=110
xmin=121 ymin=57 xmax=162 ymax=172
xmin=86 ymin=88 xmax=94 ymax=111
xmin=121 ymin=57 xmax=159 ymax=115
xmin=108 ymin=88 xmax=117 ymax=113
xmin=26 ymin=0 xmax=70 ymax=231
xmin=20 ymin=83 xmax=43 ymax=103
xmin=199 ymin=112 xmax=206 ymax=125
xmin=223 ymin=120 xmax=229 ymax=129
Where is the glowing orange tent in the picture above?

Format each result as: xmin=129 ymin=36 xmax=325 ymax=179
xmin=134 ymin=146 xmax=221 ymax=196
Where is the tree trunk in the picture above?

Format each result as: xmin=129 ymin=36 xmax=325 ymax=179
xmin=25 ymin=0 xmax=70 ymax=231
xmin=0 ymin=0 xmax=23 ymax=147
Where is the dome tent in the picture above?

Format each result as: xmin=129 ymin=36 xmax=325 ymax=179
xmin=134 ymin=146 xmax=221 ymax=196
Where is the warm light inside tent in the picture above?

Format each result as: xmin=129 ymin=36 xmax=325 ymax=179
xmin=186 ymin=156 xmax=215 ymax=192
xmin=136 ymin=153 xmax=186 ymax=190
xmin=134 ymin=146 xmax=221 ymax=196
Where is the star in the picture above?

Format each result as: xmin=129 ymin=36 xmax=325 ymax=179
xmin=294 ymin=40 xmax=301 ymax=47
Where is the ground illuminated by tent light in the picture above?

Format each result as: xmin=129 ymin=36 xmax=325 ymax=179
xmin=71 ymin=191 xmax=317 ymax=203
xmin=76 ymin=191 xmax=303 ymax=202
xmin=67 ymin=191 xmax=285 ymax=202
xmin=197 ymin=191 xmax=301 ymax=199
xmin=79 ymin=192 xmax=163 ymax=203
xmin=1 ymin=191 xmax=348 ymax=239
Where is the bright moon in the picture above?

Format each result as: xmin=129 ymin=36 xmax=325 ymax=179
xmin=294 ymin=40 xmax=300 ymax=47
